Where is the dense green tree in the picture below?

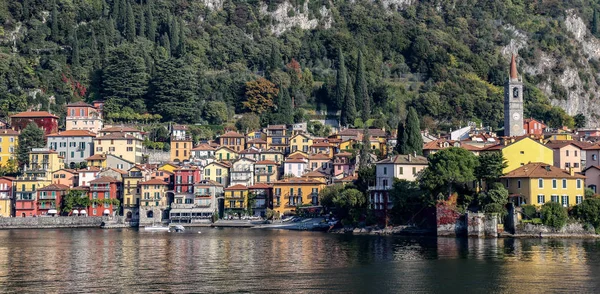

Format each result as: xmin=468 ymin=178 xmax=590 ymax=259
xmin=307 ymin=121 xmax=331 ymax=137
xmin=541 ymin=202 xmax=568 ymax=229
xmin=593 ymin=9 xmax=599 ymax=37
xmin=355 ymin=51 xmax=370 ymax=122
xmin=146 ymin=0 xmax=156 ymax=41
xmin=50 ymin=1 xmax=60 ymax=42
xmin=404 ymin=107 xmax=423 ymax=155
xmin=422 ymin=147 xmax=479 ymax=198
xmin=90 ymin=29 xmax=100 ymax=70
xmin=61 ymin=190 xmax=91 ymax=215
xmin=572 ymin=198 xmax=600 ymax=233
xmin=476 ymin=183 xmax=508 ymax=215
xmin=169 ymin=17 xmax=179 ymax=56
xmin=138 ymin=7 xmax=146 ymax=38
xmin=389 ymin=179 xmax=431 ymax=225
xmin=340 ymin=74 xmax=356 ymax=127
xmin=102 ymin=44 xmax=149 ymax=115
xmin=268 ymin=43 xmax=282 ymax=74
xmin=71 ymin=29 xmax=80 ymax=68
xmin=178 ymin=19 xmax=186 ymax=57
xmin=335 ymin=49 xmax=347 ymax=110
xmin=574 ymin=113 xmax=587 ymax=128
xmin=277 ymin=87 xmax=293 ymax=124
xmin=236 ymin=113 xmax=260 ymax=132
xmin=125 ymin=1 xmax=135 ymax=42
xmin=17 ymin=123 xmax=45 ymax=168
xmin=203 ymin=101 xmax=228 ymax=124
xmin=148 ymin=57 xmax=200 ymax=123
xmin=395 ymin=121 xmax=407 ymax=154
xmin=243 ymin=78 xmax=278 ymax=115
xmin=475 ymin=152 xmax=507 ymax=187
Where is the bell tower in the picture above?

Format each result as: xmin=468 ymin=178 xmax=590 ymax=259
xmin=504 ymin=54 xmax=524 ymax=137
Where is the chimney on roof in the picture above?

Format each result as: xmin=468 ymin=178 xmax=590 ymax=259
xmin=569 ymin=167 xmax=575 ymax=176
xmin=545 ymin=165 xmax=551 ymax=172
xmin=408 ymin=153 xmax=411 ymax=162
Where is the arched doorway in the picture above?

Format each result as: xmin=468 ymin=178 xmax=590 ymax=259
xmin=126 ymin=211 xmax=133 ymax=220
xmin=147 ymin=210 xmax=154 ymax=218
xmin=21 ymin=213 xmax=25 ymax=217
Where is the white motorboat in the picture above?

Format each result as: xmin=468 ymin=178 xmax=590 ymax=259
xmin=170 ymin=225 xmax=185 ymax=232
xmin=144 ymin=224 xmax=169 ymax=232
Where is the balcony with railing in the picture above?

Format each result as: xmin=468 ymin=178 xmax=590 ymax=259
xmin=255 ymin=169 xmax=275 ymax=176
xmin=231 ymin=173 xmax=252 ymax=181
xmin=38 ymin=193 xmax=57 ymax=200
xmin=285 ymin=194 xmax=303 ymax=207
xmin=90 ymin=185 xmax=110 ymax=191
xmin=367 ymin=185 xmax=392 ymax=191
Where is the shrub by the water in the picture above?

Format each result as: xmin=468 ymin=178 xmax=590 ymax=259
xmin=541 ymin=202 xmax=568 ymax=229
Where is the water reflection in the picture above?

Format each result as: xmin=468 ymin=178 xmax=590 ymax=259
xmin=1 ymin=229 xmax=600 ymax=292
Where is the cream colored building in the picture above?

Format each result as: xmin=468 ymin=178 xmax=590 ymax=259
xmin=94 ymin=133 xmax=143 ymax=164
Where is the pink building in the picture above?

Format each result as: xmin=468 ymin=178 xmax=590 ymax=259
xmin=333 ymin=152 xmax=353 ymax=178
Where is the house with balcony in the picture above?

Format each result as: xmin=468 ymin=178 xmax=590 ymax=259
xmin=24 ymin=148 xmax=65 ymax=181
xmin=98 ymin=126 xmax=143 ymax=140
xmin=230 ymin=157 xmax=255 ymax=187
xmin=310 ymin=142 xmax=334 ymax=158
xmin=248 ymin=183 xmax=272 ymax=217
xmin=122 ymin=166 xmax=145 ymax=222
xmin=203 ymin=161 xmax=230 ymax=187
xmin=0 ymin=176 xmax=14 ymax=217
xmin=308 ymin=154 xmax=333 ymax=176
xmin=266 ymin=125 xmax=289 ymax=154
xmin=85 ymin=154 xmax=107 ymax=168
xmin=88 ymin=176 xmax=121 ymax=217
xmin=218 ymin=131 xmax=246 ymax=152
xmin=259 ymin=148 xmax=284 ymax=164
xmin=171 ymin=180 xmax=223 ymax=223
xmin=37 ymin=183 xmax=69 ymax=216
xmin=246 ymin=138 xmax=268 ymax=150
xmin=14 ymin=177 xmax=51 ymax=217
xmin=545 ymin=141 xmax=584 ymax=173
xmin=224 ymin=184 xmax=249 ymax=216
xmin=66 ymin=101 xmax=103 ymax=133
xmin=255 ymin=160 xmax=279 ymax=184
xmin=47 ymin=130 xmax=96 ymax=167
xmin=191 ymin=143 xmax=216 ymax=166
xmin=333 ymin=152 xmax=354 ymax=179
xmin=138 ymin=178 xmax=170 ymax=226
xmin=272 ymin=177 xmax=325 ymax=215
xmin=94 ymin=132 xmax=143 ymax=164
xmin=173 ymin=166 xmax=201 ymax=197
xmin=369 ymin=154 xmax=428 ymax=216
xmin=52 ymin=169 xmax=79 ymax=187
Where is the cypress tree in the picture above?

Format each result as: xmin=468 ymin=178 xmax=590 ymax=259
xmin=169 ymin=17 xmax=179 ymax=55
xmin=395 ymin=121 xmax=407 ymax=154
xmin=355 ymin=50 xmax=369 ymax=122
xmin=146 ymin=0 xmax=156 ymax=41
xmin=102 ymin=0 xmax=110 ymax=17
xmin=118 ymin=0 xmax=127 ymax=32
xmin=91 ymin=28 xmax=100 ymax=69
xmin=335 ymin=48 xmax=346 ymax=110
xmin=278 ymin=87 xmax=293 ymax=124
xmin=138 ymin=8 xmax=146 ymax=37
xmin=404 ymin=107 xmax=423 ymax=155
xmin=50 ymin=1 xmax=60 ymax=42
xmin=594 ymin=9 xmax=599 ymax=37
xmin=340 ymin=74 xmax=356 ymax=127
xmin=125 ymin=1 xmax=135 ymax=42
xmin=160 ymin=33 xmax=171 ymax=57
xmin=178 ymin=19 xmax=186 ymax=56
xmin=23 ymin=0 xmax=30 ymax=20
xmin=113 ymin=0 xmax=121 ymax=20
xmin=268 ymin=43 xmax=282 ymax=72
xmin=72 ymin=29 xmax=80 ymax=68
xmin=100 ymin=28 xmax=108 ymax=66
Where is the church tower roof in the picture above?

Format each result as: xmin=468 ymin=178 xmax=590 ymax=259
xmin=510 ymin=54 xmax=518 ymax=79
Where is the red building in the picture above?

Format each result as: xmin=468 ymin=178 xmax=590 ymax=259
xmin=37 ymin=184 xmax=69 ymax=215
xmin=10 ymin=111 xmax=59 ymax=135
xmin=88 ymin=177 xmax=121 ymax=216
xmin=174 ymin=167 xmax=201 ymax=194
xmin=523 ymin=118 xmax=546 ymax=136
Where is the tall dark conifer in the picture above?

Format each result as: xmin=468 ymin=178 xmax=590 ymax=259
xmin=72 ymin=29 xmax=80 ymax=68
xmin=178 ymin=19 xmax=186 ymax=56
xmin=125 ymin=1 xmax=135 ymax=41
xmin=50 ymin=1 xmax=60 ymax=42
xmin=395 ymin=121 xmax=407 ymax=154
xmin=335 ymin=48 xmax=347 ymax=110
xmin=138 ymin=8 xmax=146 ymax=37
xmin=355 ymin=50 xmax=369 ymax=122
xmin=278 ymin=87 xmax=293 ymax=124
xmin=146 ymin=0 xmax=156 ymax=41
xmin=169 ymin=17 xmax=179 ymax=55
xmin=91 ymin=28 xmax=100 ymax=69
xmin=404 ymin=107 xmax=423 ymax=155
xmin=340 ymin=74 xmax=356 ymax=127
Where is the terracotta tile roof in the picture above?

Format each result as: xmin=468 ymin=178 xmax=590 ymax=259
xmin=100 ymin=126 xmax=140 ymax=133
xmin=240 ymin=148 xmax=260 ymax=154
xmin=311 ymin=142 xmax=332 ymax=148
xmin=584 ymin=143 xmax=600 ymax=150
xmin=89 ymin=176 xmax=121 ymax=183
xmin=336 ymin=152 xmax=353 ymax=157
xmin=544 ymin=141 xmax=582 ymax=150
xmin=38 ymin=183 xmax=70 ymax=191
xmin=302 ymin=170 xmax=327 ymax=178
xmin=71 ymin=186 xmax=90 ymax=191
xmin=173 ymin=125 xmax=188 ymax=130
xmin=335 ymin=175 xmax=357 ymax=182
xmin=224 ymin=184 xmax=248 ymax=190
xmin=0 ymin=129 xmax=19 ymax=136
xmin=207 ymin=161 xmax=231 ymax=168
xmin=501 ymin=162 xmax=585 ymax=179
xmin=275 ymin=177 xmax=324 ymax=184
xmin=216 ymin=146 xmax=238 ymax=153
xmin=248 ymin=183 xmax=272 ymax=189
xmin=308 ymin=154 xmax=331 ymax=160
xmin=461 ymin=143 xmax=482 ymax=151
xmin=287 ymin=153 xmax=308 ymax=159
xmin=220 ymin=131 xmax=244 ymax=138
xmin=86 ymin=154 xmax=106 ymax=161
xmin=337 ymin=128 xmax=386 ymax=137
xmin=174 ymin=166 xmax=200 ymax=171
xmin=255 ymin=160 xmax=277 ymax=165
xmin=376 ymin=154 xmax=428 ymax=165
xmin=67 ymin=101 xmax=95 ymax=107
xmin=95 ymin=133 xmax=141 ymax=140
xmin=267 ymin=124 xmax=287 ymax=130
xmin=192 ymin=143 xmax=216 ymax=151
xmin=139 ymin=178 xmax=168 ymax=185
xmin=107 ymin=168 xmax=128 ymax=175
xmin=47 ymin=130 xmax=96 ymax=137
xmin=247 ymin=138 xmax=267 ymax=144
xmin=10 ymin=111 xmax=58 ymax=118
xmin=583 ymin=165 xmax=600 ymax=173
xmin=54 ymin=168 xmax=78 ymax=174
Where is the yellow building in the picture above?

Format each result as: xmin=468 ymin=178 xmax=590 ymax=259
xmin=259 ymin=149 xmax=284 ymax=164
xmin=218 ymin=131 xmax=246 ymax=152
xmin=139 ymin=178 xmax=169 ymax=207
xmin=85 ymin=154 xmax=107 ymax=168
xmin=123 ymin=166 xmax=145 ymax=207
xmin=483 ymin=137 xmax=553 ymax=173
xmin=289 ymin=133 xmax=313 ymax=153
xmin=255 ymin=160 xmax=279 ymax=184
xmin=215 ymin=146 xmax=239 ymax=162
xmin=94 ymin=132 xmax=143 ymax=164
xmin=171 ymin=139 xmax=192 ymax=162
xmin=224 ymin=184 xmax=248 ymax=212
xmin=158 ymin=163 xmax=179 ymax=173
xmin=204 ymin=161 xmax=230 ymax=187
xmin=27 ymin=148 xmax=65 ymax=180
xmin=545 ymin=133 xmax=573 ymax=142
xmin=501 ymin=162 xmax=585 ymax=207
xmin=0 ymin=129 xmax=18 ymax=167
xmin=266 ymin=125 xmax=289 ymax=153
xmin=339 ymin=139 xmax=356 ymax=151
xmin=0 ymin=176 xmax=14 ymax=217
xmin=272 ymin=177 xmax=325 ymax=215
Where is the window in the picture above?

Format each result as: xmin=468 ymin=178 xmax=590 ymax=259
xmin=127 ymin=140 xmax=133 ymax=144
xmin=505 ymin=179 xmax=509 ymax=188
xmin=109 ymin=147 xmax=115 ymax=152
xmin=537 ymin=195 xmax=545 ymax=204
xmin=561 ymin=195 xmax=569 ymax=207
xmin=399 ymin=167 xmax=403 ymax=175
xmin=566 ymin=150 xmax=570 ymax=156
xmin=96 ymin=147 xmax=102 ymax=152
xmin=382 ymin=179 xmax=388 ymax=188
xmin=577 ymin=179 xmax=582 ymax=189
xmin=383 ymin=167 xmax=387 ymax=175
xmin=574 ymin=163 xmax=579 ymax=168
xmin=576 ymin=195 xmax=583 ymax=205
xmin=517 ymin=180 xmax=521 ymax=189
xmin=412 ymin=167 xmax=417 ymax=175
xmin=562 ymin=179 xmax=567 ymax=189
xmin=538 ymin=178 xmax=543 ymax=188
xmin=551 ymin=195 xmax=559 ymax=203
xmin=552 ymin=179 xmax=557 ymax=189
xmin=594 ymin=154 xmax=598 ymax=161
xmin=520 ymin=151 xmax=524 ymax=154
xmin=575 ymin=150 xmax=578 ymax=157
xmin=127 ymin=147 xmax=133 ymax=152
xmin=565 ymin=162 xmax=570 ymax=168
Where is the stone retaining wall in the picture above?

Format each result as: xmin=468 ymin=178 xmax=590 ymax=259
xmin=0 ymin=216 xmax=105 ymax=229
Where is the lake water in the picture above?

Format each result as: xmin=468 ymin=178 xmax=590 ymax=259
xmin=1 ymin=228 xmax=600 ymax=293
